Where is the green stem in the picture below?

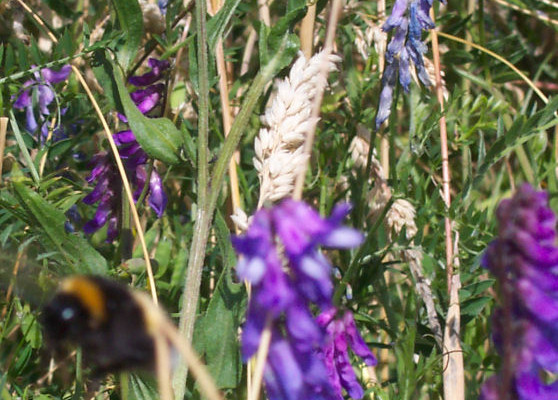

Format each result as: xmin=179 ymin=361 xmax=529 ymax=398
xmin=173 ymin=32 xmax=290 ymax=398
xmin=72 ymin=348 xmax=83 ymax=400
xmin=333 ymin=197 xmax=394 ymax=305
xmin=208 ymin=61 xmax=280 ymax=211
xmin=120 ymin=372 xmax=130 ymax=400
xmin=173 ymin=0 xmax=210 ymax=396
xmin=120 ymin=185 xmax=133 ymax=261
xmin=0 ymin=52 xmax=92 ymax=85
xmin=196 ymin=2 xmax=210 ymax=210
xmin=8 ymin=110 xmax=40 ymax=185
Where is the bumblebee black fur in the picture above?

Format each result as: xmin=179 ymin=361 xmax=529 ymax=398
xmin=41 ymin=276 xmax=158 ymax=374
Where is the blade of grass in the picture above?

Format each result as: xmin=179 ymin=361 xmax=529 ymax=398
xmin=8 ymin=110 xmax=40 ymax=185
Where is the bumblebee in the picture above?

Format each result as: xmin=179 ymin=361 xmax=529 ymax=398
xmin=41 ymin=275 xmax=223 ymax=400
xmin=41 ymin=275 xmax=160 ymax=374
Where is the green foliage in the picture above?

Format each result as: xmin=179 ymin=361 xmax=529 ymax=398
xmin=0 ymin=0 xmax=557 ymax=398
xmin=1 ymin=171 xmax=107 ymax=275
xmin=113 ymin=60 xmax=184 ymax=165
xmin=111 ymin=0 xmax=144 ymax=70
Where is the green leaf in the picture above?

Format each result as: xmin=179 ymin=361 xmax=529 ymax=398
xmin=10 ymin=178 xmax=107 ymax=275
xmin=194 ymin=273 xmax=244 ymax=389
xmin=194 ymin=212 xmax=244 ymax=389
xmin=214 ymin=210 xmax=238 ymax=269
xmin=112 ymin=61 xmax=183 ymax=164
xmin=154 ymin=239 xmax=172 ymax=277
xmin=459 ymin=279 xmax=495 ymax=301
xmin=91 ymin=50 xmax=123 ymax=111
xmin=260 ymin=6 xmax=303 ymax=71
xmin=127 ymin=373 xmax=159 ymax=400
xmin=444 ymin=49 xmax=475 ymax=65
xmin=207 ymin=0 xmax=243 ymax=52
xmin=111 ymin=0 xmax=144 ymax=70
xmin=461 ymin=296 xmax=492 ymax=322
xmin=20 ymin=304 xmax=42 ymax=349
xmin=464 ymin=96 xmax=558 ymax=197
xmin=43 ymin=0 xmax=76 ymax=18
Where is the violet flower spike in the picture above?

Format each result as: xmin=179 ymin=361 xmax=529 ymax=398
xmin=13 ymin=65 xmax=71 ymax=143
xmin=233 ymin=200 xmax=371 ymax=400
xmin=480 ymin=183 xmax=558 ymax=400
xmin=317 ymin=308 xmax=377 ymax=400
xmin=83 ymin=59 xmax=169 ymax=241
xmin=375 ymin=0 xmax=441 ymax=130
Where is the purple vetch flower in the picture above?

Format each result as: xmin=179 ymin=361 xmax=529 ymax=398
xmin=375 ymin=0 xmax=441 ymax=130
xmin=128 ymin=58 xmax=170 ymax=87
xmin=317 ymin=308 xmax=377 ymax=400
xmin=233 ymin=200 xmax=373 ymax=399
xmin=158 ymin=0 xmax=168 ymax=14
xmin=83 ymin=59 xmax=169 ymax=241
xmin=13 ymin=65 xmax=72 ymax=143
xmin=480 ymin=184 xmax=558 ymax=400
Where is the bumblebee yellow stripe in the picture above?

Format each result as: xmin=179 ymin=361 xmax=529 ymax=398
xmin=61 ymin=277 xmax=106 ymax=322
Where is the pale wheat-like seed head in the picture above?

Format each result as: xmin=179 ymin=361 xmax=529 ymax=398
xmin=353 ymin=20 xmax=387 ymax=70
xmin=349 ymin=131 xmax=418 ymax=240
xmin=254 ymin=51 xmax=341 ymax=207
xmin=386 ymin=199 xmax=418 ymax=240
xmin=230 ymin=207 xmax=250 ymax=233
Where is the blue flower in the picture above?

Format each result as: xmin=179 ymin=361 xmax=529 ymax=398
xmin=13 ymin=65 xmax=71 ymax=143
xmin=83 ymin=59 xmax=169 ymax=241
xmin=481 ymin=184 xmax=558 ymax=399
xmin=158 ymin=0 xmax=168 ymax=14
xmin=376 ymin=0 xmax=441 ymax=130
xmin=233 ymin=200 xmax=369 ymax=399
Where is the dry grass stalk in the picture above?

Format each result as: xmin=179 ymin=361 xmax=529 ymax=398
xmin=349 ymin=131 xmax=443 ymax=348
xmin=443 ymin=232 xmax=464 ymax=399
xmin=254 ymin=51 xmax=340 ymax=207
xmin=429 ymin=6 xmax=464 ymax=397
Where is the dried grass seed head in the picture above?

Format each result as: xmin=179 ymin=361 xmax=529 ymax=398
xmin=255 ymin=51 xmax=341 ymax=206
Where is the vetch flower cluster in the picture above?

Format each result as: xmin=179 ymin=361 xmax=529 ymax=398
xmin=232 ymin=200 xmax=375 ymax=399
xmin=317 ymin=308 xmax=377 ymax=399
xmin=83 ymin=58 xmax=169 ymax=241
xmin=481 ymin=184 xmax=558 ymax=399
xmin=13 ymin=65 xmax=72 ymax=143
xmin=375 ymin=0 xmax=441 ymax=130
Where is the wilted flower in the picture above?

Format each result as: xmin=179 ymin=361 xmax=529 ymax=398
xmin=83 ymin=58 xmax=169 ymax=241
xmin=233 ymin=200 xmax=374 ymax=399
xmin=481 ymin=184 xmax=558 ymax=399
xmin=375 ymin=0 xmax=440 ymax=130
xmin=13 ymin=65 xmax=71 ymax=143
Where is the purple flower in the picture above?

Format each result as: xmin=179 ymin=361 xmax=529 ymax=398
xmin=83 ymin=59 xmax=169 ymax=241
xmin=317 ymin=308 xmax=377 ymax=399
xmin=233 ymin=200 xmax=370 ymax=399
xmin=158 ymin=0 xmax=168 ymax=14
xmin=375 ymin=0 xmax=440 ymax=130
xmin=13 ymin=65 xmax=71 ymax=143
xmin=481 ymin=184 xmax=558 ymax=400
xmin=128 ymin=58 xmax=170 ymax=87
